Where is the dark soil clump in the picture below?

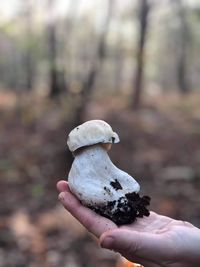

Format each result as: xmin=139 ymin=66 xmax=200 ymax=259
xmin=88 ymin=192 xmax=151 ymax=225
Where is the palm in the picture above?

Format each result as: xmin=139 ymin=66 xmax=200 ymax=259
xmin=57 ymin=180 xmax=200 ymax=267
xmin=118 ymin=213 xmax=196 ymax=267
xmin=121 ymin=211 xmax=175 ymax=233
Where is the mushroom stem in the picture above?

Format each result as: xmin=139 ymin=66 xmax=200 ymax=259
xmin=68 ymin=144 xmax=140 ymax=207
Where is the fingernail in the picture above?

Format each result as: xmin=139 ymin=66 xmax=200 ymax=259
xmin=58 ymin=192 xmax=65 ymax=201
xmin=101 ymin=236 xmax=114 ymax=249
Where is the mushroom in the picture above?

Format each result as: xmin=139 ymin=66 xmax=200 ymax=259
xmin=67 ymin=120 xmax=150 ymax=225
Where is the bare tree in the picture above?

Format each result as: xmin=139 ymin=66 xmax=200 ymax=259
xmin=63 ymin=0 xmax=80 ymax=76
xmin=18 ymin=0 xmax=35 ymax=91
xmin=47 ymin=0 xmax=66 ymax=98
xmin=56 ymin=0 xmax=81 ymax=97
xmin=75 ymin=0 xmax=114 ymax=124
xmin=173 ymin=0 xmax=190 ymax=94
xmin=24 ymin=1 xmax=34 ymax=91
xmin=132 ymin=0 xmax=150 ymax=110
xmin=114 ymin=32 xmax=124 ymax=93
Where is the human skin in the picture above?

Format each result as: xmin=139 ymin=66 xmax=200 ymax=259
xmin=57 ymin=180 xmax=200 ymax=267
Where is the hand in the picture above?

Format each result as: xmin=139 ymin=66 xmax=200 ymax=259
xmin=57 ymin=180 xmax=200 ymax=267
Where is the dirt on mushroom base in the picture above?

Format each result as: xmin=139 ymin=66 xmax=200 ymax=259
xmin=88 ymin=193 xmax=150 ymax=225
xmin=0 ymin=92 xmax=200 ymax=267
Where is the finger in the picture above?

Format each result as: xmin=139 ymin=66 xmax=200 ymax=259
xmin=119 ymin=257 xmax=159 ymax=267
xmin=129 ymin=258 xmax=160 ymax=267
xmin=100 ymin=229 xmax=172 ymax=263
xmin=57 ymin=180 xmax=69 ymax=192
xmin=58 ymin=191 xmax=117 ymax=237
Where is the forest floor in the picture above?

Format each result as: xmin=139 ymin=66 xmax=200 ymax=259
xmin=0 ymin=91 xmax=200 ymax=267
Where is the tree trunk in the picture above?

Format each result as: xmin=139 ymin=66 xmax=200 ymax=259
xmin=132 ymin=0 xmax=150 ymax=110
xmin=175 ymin=0 xmax=190 ymax=94
xmin=75 ymin=0 xmax=114 ymax=124
xmin=114 ymin=34 xmax=124 ymax=93
xmin=47 ymin=0 xmax=65 ymax=98
xmin=58 ymin=0 xmax=80 ymax=96
xmin=25 ymin=53 xmax=33 ymax=91
xmin=24 ymin=0 xmax=34 ymax=91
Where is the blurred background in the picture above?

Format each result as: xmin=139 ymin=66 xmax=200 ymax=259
xmin=0 ymin=0 xmax=200 ymax=266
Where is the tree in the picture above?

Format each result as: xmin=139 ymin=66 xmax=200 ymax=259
xmin=132 ymin=0 xmax=150 ymax=110
xmin=75 ymin=0 xmax=114 ymax=124
xmin=23 ymin=0 xmax=34 ymax=91
xmin=47 ymin=0 xmax=66 ymax=98
xmin=174 ymin=0 xmax=190 ymax=94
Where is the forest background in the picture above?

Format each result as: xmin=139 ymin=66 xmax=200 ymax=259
xmin=0 ymin=0 xmax=200 ymax=266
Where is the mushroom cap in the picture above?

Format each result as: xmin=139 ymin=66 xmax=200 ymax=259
xmin=67 ymin=120 xmax=120 ymax=152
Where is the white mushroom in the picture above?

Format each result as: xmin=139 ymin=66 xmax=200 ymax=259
xmin=67 ymin=120 xmax=150 ymax=225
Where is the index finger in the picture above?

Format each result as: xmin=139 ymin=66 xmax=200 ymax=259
xmin=58 ymin=186 xmax=117 ymax=238
xmin=57 ymin=180 xmax=69 ymax=192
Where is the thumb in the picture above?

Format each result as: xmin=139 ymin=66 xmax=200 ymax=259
xmin=99 ymin=229 xmax=170 ymax=262
xmin=100 ymin=229 xmax=142 ymax=255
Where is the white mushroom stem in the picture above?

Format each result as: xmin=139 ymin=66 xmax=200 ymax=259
xmin=68 ymin=144 xmax=140 ymax=207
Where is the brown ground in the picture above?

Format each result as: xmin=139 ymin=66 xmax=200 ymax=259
xmin=0 ymin=91 xmax=200 ymax=267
